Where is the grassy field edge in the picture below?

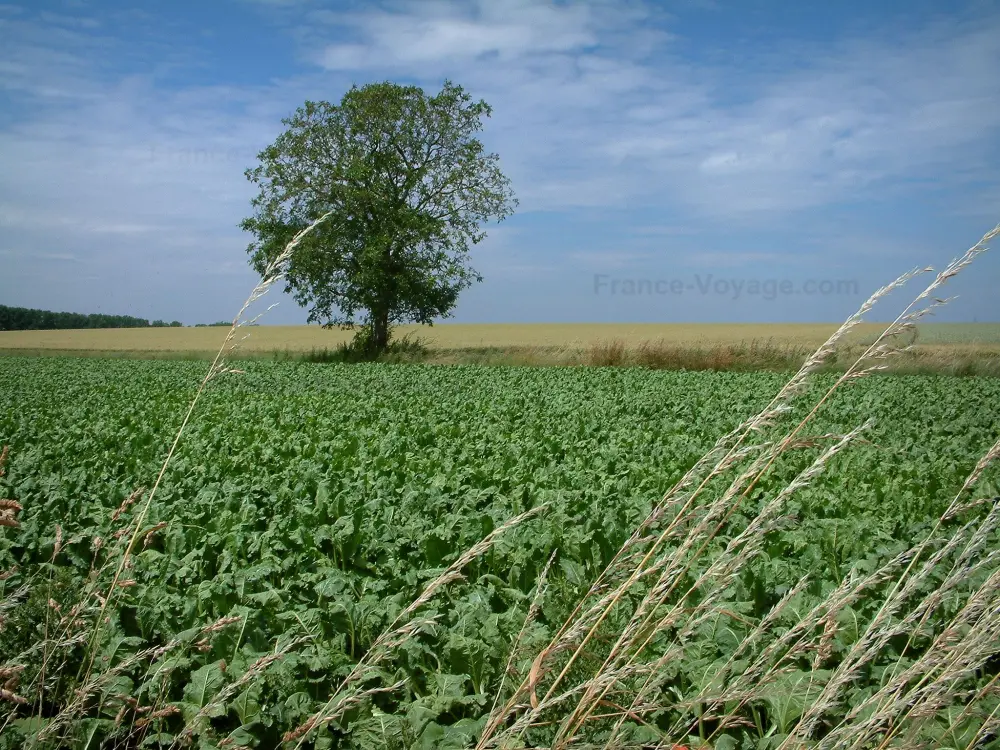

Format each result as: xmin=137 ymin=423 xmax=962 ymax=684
xmin=2 ymin=339 xmax=999 ymax=376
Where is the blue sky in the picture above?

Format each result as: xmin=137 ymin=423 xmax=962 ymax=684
xmin=1 ymin=0 xmax=998 ymax=325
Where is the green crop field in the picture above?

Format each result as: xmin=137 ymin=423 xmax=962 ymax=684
xmin=1 ymin=356 xmax=999 ymax=748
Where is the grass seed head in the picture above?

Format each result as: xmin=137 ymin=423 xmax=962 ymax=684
xmin=111 ymin=486 xmax=145 ymax=523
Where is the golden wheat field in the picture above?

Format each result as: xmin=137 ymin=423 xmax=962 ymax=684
xmin=2 ymin=322 xmax=999 ymax=356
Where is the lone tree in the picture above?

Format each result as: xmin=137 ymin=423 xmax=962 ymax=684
xmin=241 ymin=80 xmax=517 ymax=353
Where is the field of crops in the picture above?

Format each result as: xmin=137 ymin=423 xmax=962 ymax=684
xmin=2 ymin=322 xmax=999 ymax=355
xmin=1 ymin=356 xmax=998 ymax=748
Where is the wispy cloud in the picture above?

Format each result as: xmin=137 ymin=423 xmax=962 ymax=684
xmin=34 ymin=252 xmax=81 ymax=262
xmin=682 ymin=252 xmax=784 ymax=268
xmin=568 ymin=251 xmax=651 ymax=270
xmin=315 ymin=2 xmax=600 ymax=69
xmin=298 ymin=1 xmax=1000 ymax=220
xmin=0 ymin=248 xmax=81 ymax=263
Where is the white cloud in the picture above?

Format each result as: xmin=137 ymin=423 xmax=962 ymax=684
xmin=315 ymin=0 xmax=599 ymax=70
xmin=682 ymin=252 xmax=784 ymax=268
xmin=568 ymin=251 xmax=651 ymax=270
xmin=0 ymin=247 xmax=81 ymax=263
xmin=37 ymin=11 xmax=101 ymax=29
xmin=299 ymin=2 xmax=1000 ymax=217
xmin=34 ymin=252 xmax=82 ymax=262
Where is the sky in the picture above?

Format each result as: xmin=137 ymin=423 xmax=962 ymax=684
xmin=1 ymin=0 xmax=998 ymax=326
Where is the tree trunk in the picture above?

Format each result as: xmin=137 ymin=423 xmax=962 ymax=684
xmin=370 ymin=242 xmax=397 ymax=354
xmin=371 ymin=308 xmax=390 ymax=353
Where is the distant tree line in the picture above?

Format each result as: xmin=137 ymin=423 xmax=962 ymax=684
xmin=0 ymin=305 xmax=183 ymax=331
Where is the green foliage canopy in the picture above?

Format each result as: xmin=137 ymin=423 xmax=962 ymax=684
xmin=241 ymin=80 xmax=517 ymax=352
